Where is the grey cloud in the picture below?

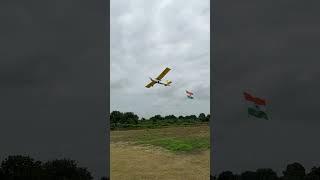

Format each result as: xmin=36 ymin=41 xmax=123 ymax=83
xmin=111 ymin=0 xmax=210 ymax=118
xmin=110 ymin=78 xmax=129 ymax=90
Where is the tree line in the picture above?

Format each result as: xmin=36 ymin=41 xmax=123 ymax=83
xmin=0 ymin=155 xmax=108 ymax=180
xmin=110 ymin=111 xmax=210 ymax=130
xmin=214 ymin=162 xmax=320 ymax=180
xmin=5 ymin=155 xmax=320 ymax=180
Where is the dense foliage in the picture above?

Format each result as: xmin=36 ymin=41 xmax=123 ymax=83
xmin=110 ymin=111 xmax=210 ymax=130
xmin=214 ymin=162 xmax=320 ymax=180
xmin=0 ymin=155 xmax=93 ymax=180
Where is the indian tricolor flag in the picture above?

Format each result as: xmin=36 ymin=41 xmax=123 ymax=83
xmin=243 ymin=92 xmax=269 ymax=120
xmin=186 ymin=90 xmax=194 ymax=99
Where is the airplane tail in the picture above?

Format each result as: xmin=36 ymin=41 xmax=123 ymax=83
xmin=165 ymin=80 xmax=172 ymax=86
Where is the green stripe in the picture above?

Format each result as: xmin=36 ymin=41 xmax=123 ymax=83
xmin=248 ymin=107 xmax=268 ymax=120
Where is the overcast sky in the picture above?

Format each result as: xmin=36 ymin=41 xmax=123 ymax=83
xmin=213 ymin=0 xmax=320 ymax=176
xmin=110 ymin=0 xmax=210 ymax=119
xmin=0 ymin=1 xmax=107 ymax=178
xmin=4 ymin=0 xmax=320 ymax=178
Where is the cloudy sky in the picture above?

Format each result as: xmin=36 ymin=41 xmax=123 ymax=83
xmin=213 ymin=0 xmax=320 ymax=176
xmin=0 ymin=0 xmax=107 ymax=178
xmin=110 ymin=0 xmax=210 ymax=119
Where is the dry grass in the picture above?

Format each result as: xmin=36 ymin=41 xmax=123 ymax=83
xmin=111 ymin=125 xmax=210 ymax=180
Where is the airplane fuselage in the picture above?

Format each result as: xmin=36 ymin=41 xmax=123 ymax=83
xmin=149 ymin=77 xmax=170 ymax=86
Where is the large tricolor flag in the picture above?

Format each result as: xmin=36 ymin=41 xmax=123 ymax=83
xmin=243 ymin=92 xmax=269 ymax=120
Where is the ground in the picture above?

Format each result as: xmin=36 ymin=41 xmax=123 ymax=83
xmin=111 ymin=125 xmax=210 ymax=180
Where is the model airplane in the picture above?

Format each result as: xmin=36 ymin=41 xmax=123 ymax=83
xmin=145 ymin=67 xmax=172 ymax=88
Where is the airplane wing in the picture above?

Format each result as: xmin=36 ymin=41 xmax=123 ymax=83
xmin=155 ymin=67 xmax=171 ymax=80
xmin=145 ymin=81 xmax=156 ymax=88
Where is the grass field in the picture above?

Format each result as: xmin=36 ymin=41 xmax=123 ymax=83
xmin=111 ymin=125 xmax=210 ymax=180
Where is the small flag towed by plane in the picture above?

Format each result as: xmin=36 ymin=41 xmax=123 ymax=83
xmin=186 ymin=90 xmax=194 ymax=99
xmin=243 ymin=91 xmax=268 ymax=120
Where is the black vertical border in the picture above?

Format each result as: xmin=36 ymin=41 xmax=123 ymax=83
xmin=106 ymin=0 xmax=110 ymax=179
xmin=210 ymin=0 xmax=215 ymax=179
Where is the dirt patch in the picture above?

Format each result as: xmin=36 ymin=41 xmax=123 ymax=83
xmin=111 ymin=142 xmax=209 ymax=180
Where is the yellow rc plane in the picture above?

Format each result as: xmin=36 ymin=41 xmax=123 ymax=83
xmin=145 ymin=67 xmax=172 ymax=88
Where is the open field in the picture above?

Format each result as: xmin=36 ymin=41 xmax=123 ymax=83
xmin=111 ymin=125 xmax=210 ymax=180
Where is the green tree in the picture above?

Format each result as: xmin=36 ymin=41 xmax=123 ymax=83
xmin=150 ymin=116 xmax=157 ymax=124
xmin=110 ymin=111 xmax=123 ymax=125
xmin=305 ymin=167 xmax=320 ymax=180
xmin=43 ymin=159 xmax=93 ymax=180
xmin=198 ymin=113 xmax=206 ymax=122
xmin=1 ymin=155 xmax=44 ymax=180
xmin=154 ymin=115 xmax=163 ymax=120
xmin=256 ymin=168 xmax=278 ymax=180
xmin=189 ymin=115 xmax=197 ymax=120
xmin=121 ymin=112 xmax=139 ymax=124
xmin=282 ymin=162 xmax=305 ymax=180
xmin=164 ymin=115 xmax=177 ymax=123
xmin=206 ymin=114 xmax=211 ymax=122
xmin=164 ymin=115 xmax=176 ymax=120
xmin=241 ymin=171 xmax=258 ymax=180
xmin=217 ymin=171 xmax=235 ymax=180
xmin=150 ymin=115 xmax=163 ymax=124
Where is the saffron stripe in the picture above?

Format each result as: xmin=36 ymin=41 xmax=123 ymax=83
xmin=243 ymin=92 xmax=266 ymax=105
